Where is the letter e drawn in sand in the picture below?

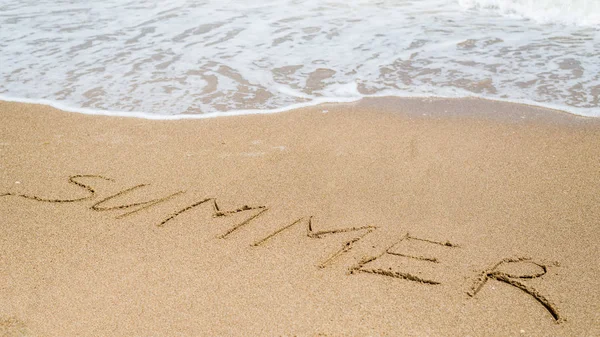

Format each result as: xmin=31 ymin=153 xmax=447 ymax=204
xmin=349 ymin=233 xmax=459 ymax=285
xmin=252 ymin=216 xmax=377 ymax=268
xmin=468 ymin=257 xmax=563 ymax=323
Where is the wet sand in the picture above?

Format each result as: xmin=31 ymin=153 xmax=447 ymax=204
xmin=1 ymin=98 xmax=599 ymax=336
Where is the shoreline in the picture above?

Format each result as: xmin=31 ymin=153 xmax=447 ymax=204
xmin=1 ymin=98 xmax=599 ymax=336
xmin=1 ymin=94 xmax=599 ymax=120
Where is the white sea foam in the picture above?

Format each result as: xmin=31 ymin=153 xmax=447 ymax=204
xmin=459 ymin=0 xmax=600 ymax=26
xmin=1 ymin=0 xmax=599 ymax=118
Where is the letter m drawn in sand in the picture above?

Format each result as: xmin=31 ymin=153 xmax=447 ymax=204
xmin=252 ymin=216 xmax=377 ymax=268
xmin=157 ymin=197 xmax=268 ymax=238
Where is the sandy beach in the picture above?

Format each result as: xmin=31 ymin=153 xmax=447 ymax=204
xmin=1 ymin=98 xmax=599 ymax=336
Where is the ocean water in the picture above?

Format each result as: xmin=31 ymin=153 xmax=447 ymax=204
xmin=1 ymin=0 xmax=599 ymax=118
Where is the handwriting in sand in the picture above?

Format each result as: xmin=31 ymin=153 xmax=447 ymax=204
xmin=1 ymin=174 xmax=563 ymax=323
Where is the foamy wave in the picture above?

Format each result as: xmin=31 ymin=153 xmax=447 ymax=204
xmin=0 ymin=93 xmax=363 ymax=120
xmin=1 ymin=0 xmax=599 ymax=118
xmin=459 ymin=0 xmax=600 ymax=26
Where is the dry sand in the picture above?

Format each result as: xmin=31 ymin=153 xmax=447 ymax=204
xmin=1 ymin=98 xmax=599 ymax=336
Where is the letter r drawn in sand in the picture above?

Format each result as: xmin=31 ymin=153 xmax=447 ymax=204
xmin=468 ymin=257 xmax=563 ymax=323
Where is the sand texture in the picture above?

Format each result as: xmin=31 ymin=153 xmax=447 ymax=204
xmin=1 ymin=98 xmax=599 ymax=336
